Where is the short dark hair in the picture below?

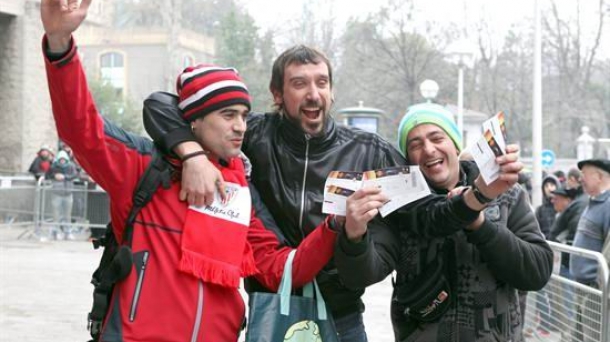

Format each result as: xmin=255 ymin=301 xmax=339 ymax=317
xmin=567 ymin=167 xmax=581 ymax=180
xmin=269 ymin=45 xmax=332 ymax=111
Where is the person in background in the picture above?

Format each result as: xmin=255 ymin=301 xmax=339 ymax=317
xmin=536 ymin=174 xmax=560 ymax=239
xmin=554 ymin=170 xmax=566 ymax=185
xmin=45 ymin=150 xmax=78 ymax=240
xmin=570 ymin=158 xmax=610 ymax=342
xmin=566 ymin=167 xmax=584 ymax=195
xmin=28 ymin=144 xmax=54 ymax=180
xmin=549 ymin=186 xmax=587 ymax=255
xmin=570 ymin=159 xmax=610 ymax=284
xmin=548 ymin=186 xmax=586 ymax=324
xmin=527 ymin=174 xmax=560 ymax=337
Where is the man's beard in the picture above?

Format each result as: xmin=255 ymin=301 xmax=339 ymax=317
xmin=280 ymin=99 xmax=332 ymax=137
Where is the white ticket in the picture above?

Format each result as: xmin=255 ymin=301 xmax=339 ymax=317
xmin=469 ymin=112 xmax=508 ymax=185
xmin=322 ymin=166 xmax=431 ymax=217
xmin=362 ymin=166 xmax=430 ymax=217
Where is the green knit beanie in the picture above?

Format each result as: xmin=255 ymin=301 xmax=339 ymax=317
xmin=397 ymin=103 xmax=463 ymax=158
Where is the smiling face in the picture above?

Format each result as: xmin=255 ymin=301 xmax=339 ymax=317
xmin=272 ymin=62 xmax=332 ymax=137
xmin=191 ymin=104 xmax=249 ymax=161
xmin=406 ymin=124 xmax=460 ymax=190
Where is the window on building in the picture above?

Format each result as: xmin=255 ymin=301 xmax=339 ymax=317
xmin=100 ymin=52 xmax=125 ymax=97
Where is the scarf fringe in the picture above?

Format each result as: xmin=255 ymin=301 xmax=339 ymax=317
xmin=180 ymin=249 xmax=242 ymax=288
xmin=240 ymin=242 xmax=259 ymax=277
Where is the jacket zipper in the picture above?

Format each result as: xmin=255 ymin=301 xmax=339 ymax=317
xmin=190 ymin=281 xmax=204 ymax=342
xmin=298 ymin=135 xmax=310 ymax=237
xmin=129 ymin=251 xmax=149 ymax=322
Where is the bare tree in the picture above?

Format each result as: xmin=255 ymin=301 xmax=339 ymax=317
xmin=335 ymin=0 xmax=457 ymax=142
xmin=542 ymin=0 xmax=608 ymax=154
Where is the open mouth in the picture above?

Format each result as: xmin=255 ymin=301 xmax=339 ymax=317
xmin=302 ymin=108 xmax=321 ymax=120
xmin=424 ymin=158 xmax=444 ymax=171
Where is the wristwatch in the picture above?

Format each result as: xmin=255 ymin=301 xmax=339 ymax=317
xmin=471 ymin=183 xmax=494 ymax=205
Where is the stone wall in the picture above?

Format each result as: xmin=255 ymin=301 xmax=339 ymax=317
xmin=0 ymin=12 xmax=24 ymax=173
xmin=0 ymin=1 xmax=57 ymax=173
xmin=21 ymin=1 xmax=57 ymax=171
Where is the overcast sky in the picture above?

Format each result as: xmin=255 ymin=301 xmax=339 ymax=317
xmin=241 ymin=0 xmax=609 ymax=58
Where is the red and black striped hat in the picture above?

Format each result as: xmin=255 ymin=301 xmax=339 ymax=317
xmin=176 ymin=64 xmax=251 ymax=122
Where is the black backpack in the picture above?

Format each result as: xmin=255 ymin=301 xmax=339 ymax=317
xmin=87 ymin=151 xmax=172 ymax=342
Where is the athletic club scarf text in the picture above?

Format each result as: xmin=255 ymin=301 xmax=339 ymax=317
xmin=179 ymin=158 xmax=258 ymax=288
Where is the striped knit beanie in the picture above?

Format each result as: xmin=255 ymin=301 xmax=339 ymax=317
xmin=397 ymin=103 xmax=462 ymax=157
xmin=176 ymin=64 xmax=251 ymax=122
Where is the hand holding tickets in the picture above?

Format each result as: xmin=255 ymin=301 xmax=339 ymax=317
xmin=469 ymin=112 xmax=508 ymax=184
xmin=322 ymin=166 xmax=431 ymax=217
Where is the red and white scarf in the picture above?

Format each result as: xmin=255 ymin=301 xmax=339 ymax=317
xmin=179 ymin=158 xmax=258 ymax=288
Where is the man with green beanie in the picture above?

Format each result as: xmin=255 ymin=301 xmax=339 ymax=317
xmin=335 ymin=103 xmax=553 ymax=342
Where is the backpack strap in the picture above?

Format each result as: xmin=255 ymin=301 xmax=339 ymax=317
xmin=88 ymin=150 xmax=172 ymax=341
xmin=122 ymin=150 xmax=173 ymax=245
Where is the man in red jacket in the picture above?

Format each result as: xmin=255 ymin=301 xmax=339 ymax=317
xmin=40 ymin=1 xmax=386 ymax=341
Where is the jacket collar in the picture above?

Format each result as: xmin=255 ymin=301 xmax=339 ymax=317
xmin=590 ymin=190 xmax=610 ymax=203
xmin=276 ymin=111 xmax=337 ymax=153
xmin=428 ymin=160 xmax=478 ymax=195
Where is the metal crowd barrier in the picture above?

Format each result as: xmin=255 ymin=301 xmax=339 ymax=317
xmin=34 ymin=179 xmax=110 ymax=240
xmin=0 ymin=181 xmax=37 ymax=230
xmin=523 ymin=241 xmax=609 ymax=342
xmin=0 ymin=176 xmax=110 ymax=241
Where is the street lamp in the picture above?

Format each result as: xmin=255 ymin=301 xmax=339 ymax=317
xmin=447 ymin=45 xmax=473 ymax=139
xmin=419 ymin=79 xmax=439 ymax=103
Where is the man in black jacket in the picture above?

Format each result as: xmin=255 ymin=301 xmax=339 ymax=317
xmin=335 ymin=103 xmax=553 ymax=342
xmin=142 ymin=46 xmax=523 ymax=341
xmin=144 ymin=46 xmax=404 ymax=340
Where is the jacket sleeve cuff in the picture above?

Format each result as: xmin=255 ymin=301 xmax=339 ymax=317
xmin=465 ymin=218 xmax=498 ymax=244
xmin=338 ymin=230 xmax=369 ymax=256
xmin=322 ymin=216 xmax=340 ymax=236
xmin=42 ymin=35 xmax=77 ymax=66
xmin=164 ymin=127 xmax=198 ymax=155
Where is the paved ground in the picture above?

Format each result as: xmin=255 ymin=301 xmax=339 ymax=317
xmin=0 ymin=227 xmax=395 ymax=342
xmin=0 ymin=226 xmax=566 ymax=342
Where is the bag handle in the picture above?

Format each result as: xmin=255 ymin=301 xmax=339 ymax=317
xmin=278 ymin=250 xmax=328 ymax=320
xmin=303 ymin=281 xmax=328 ymax=320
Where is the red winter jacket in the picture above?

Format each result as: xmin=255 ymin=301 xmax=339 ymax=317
xmin=43 ymin=37 xmax=337 ymax=342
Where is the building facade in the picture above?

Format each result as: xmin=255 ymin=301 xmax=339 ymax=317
xmin=0 ymin=0 xmax=215 ymax=173
xmin=0 ymin=0 xmax=58 ymax=174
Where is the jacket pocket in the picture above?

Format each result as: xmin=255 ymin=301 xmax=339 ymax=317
xmin=129 ymin=250 xmax=150 ymax=322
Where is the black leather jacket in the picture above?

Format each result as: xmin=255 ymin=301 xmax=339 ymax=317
xmin=143 ymin=92 xmax=406 ymax=317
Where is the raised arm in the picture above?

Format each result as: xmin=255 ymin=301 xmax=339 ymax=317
xmin=391 ymin=144 xmax=524 ymax=237
xmin=41 ymin=0 xmax=153 ymax=239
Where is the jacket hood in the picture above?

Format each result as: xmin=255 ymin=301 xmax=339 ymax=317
xmin=542 ymin=174 xmax=560 ymax=200
xmin=55 ymin=150 xmax=70 ymax=162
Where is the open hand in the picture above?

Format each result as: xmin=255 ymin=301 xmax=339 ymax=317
xmin=181 ymin=156 xmax=225 ymax=207
xmin=476 ymin=144 xmax=523 ymax=199
xmin=41 ymin=0 xmax=92 ymax=52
